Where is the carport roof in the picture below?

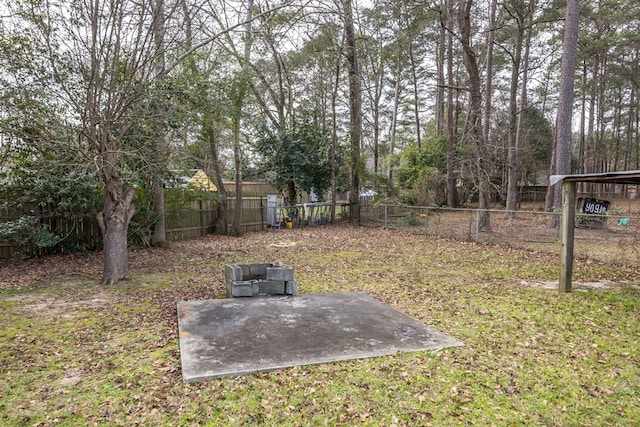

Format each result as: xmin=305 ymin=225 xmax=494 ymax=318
xmin=551 ymin=170 xmax=640 ymax=186
xmin=553 ymin=169 xmax=640 ymax=293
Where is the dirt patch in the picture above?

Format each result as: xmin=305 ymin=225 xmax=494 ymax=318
xmin=57 ymin=370 xmax=84 ymax=387
xmin=0 ymin=253 xmax=103 ymax=291
xmin=5 ymin=293 xmax=111 ymax=318
xmin=268 ymin=240 xmax=301 ymax=248
xmin=3 ymin=274 xmax=113 ymax=318
xmin=0 ymin=246 xmax=185 ymax=291
xmin=517 ymin=279 xmax=640 ymax=291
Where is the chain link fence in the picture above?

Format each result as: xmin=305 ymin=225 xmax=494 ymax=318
xmin=360 ymin=203 xmax=640 ymax=266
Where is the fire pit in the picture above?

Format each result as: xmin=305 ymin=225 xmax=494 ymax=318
xmin=224 ymin=263 xmax=298 ymax=297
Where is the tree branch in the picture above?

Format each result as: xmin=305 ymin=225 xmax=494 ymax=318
xmin=166 ymin=0 xmax=302 ymax=74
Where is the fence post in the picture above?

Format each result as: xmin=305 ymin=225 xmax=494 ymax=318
xmin=199 ymin=200 xmax=204 ymax=236
xmin=475 ymin=209 xmax=480 ymax=243
xmin=384 ymin=205 xmax=388 ymax=228
xmin=559 ymin=180 xmax=576 ymax=293
xmin=424 ymin=208 xmax=429 ymax=234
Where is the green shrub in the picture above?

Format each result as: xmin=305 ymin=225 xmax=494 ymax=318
xmin=0 ymin=215 xmax=60 ymax=257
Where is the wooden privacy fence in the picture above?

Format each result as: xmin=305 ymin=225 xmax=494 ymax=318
xmin=165 ymin=196 xmax=270 ymax=240
xmin=0 ymin=212 xmax=102 ymax=259
xmin=1 ymin=197 xmax=350 ymax=258
xmin=224 ymin=197 xmax=268 ymax=234
xmin=165 ymin=199 xmax=217 ymax=241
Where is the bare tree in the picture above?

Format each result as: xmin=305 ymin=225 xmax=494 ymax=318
xmin=86 ymin=0 xmax=176 ymax=282
xmin=4 ymin=0 xmax=189 ymax=283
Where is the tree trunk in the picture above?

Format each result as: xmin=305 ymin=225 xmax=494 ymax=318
xmin=578 ymin=60 xmax=587 ymax=194
xmin=514 ymin=22 xmax=532 ymax=208
xmin=344 ymin=0 xmax=362 ymax=222
xmin=446 ymin=0 xmax=457 ymax=208
xmin=636 ymin=89 xmax=640 ymax=170
xmin=231 ymin=115 xmax=243 ymax=237
xmin=624 ymin=85 xmax=636 ymax=173
xmin=362 ymin=35 xmax=384 ymax=176
xmin=459 ymin=0 xmax=491 ymax=232
xmin=230 ymin=0 xmax=254 ymax=237
xmin=552 ymin=0 xmax=580 ymax=210
xmin=436 ymin=5 xmax=446 ymax=136
xmin=150 ymin=176 xmax=166 ymax=246
xmin=483 ymin=0 xmax=498 ymax=145
xmin=409 ymin=41 xmax=422 ymax=149
xmin=372 ymin=55 xmax=383 ymax=174
xmin=330 ymin=42 xmax=342 ymax=223
xmin=544 ymin=126 xmax=557 ymax=212
xmin=585 ymin=55 xmax=598 ymax=178
xmin=287 ymin=180 xmax=297 ymax=207
xmin=150 ymin=0 xmax=167 ymax=247
xmin=206 ymin=123 xmax=228 ymax=235
xmin=100 ymin=177 xmax=135 ymax=285
xmin=388 ymin=49 xmax=402 ymax=195
xmin=505 ymin=0 xmax=525 ymax=219
xmin=611 ymin=87 xmax=622 ymax=172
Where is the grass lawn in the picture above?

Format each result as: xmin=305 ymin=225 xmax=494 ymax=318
xmin=1 ymin=225 xmax=639 ymax=426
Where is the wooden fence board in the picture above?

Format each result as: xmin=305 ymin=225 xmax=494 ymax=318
xmin=0 ymin=243 xmax=14 ymax=258
xmin=0 ymin=196 xmax=348 ymax=258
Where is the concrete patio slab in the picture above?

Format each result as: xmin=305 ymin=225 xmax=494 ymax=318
xmin=177 ymin=292 xmax=463 ymax=383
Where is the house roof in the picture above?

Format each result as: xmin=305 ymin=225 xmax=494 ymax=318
xmin=188 ymin=169 xmax=217 ymax=192
xmin=170 ymin=169 xmax=217 ymax=192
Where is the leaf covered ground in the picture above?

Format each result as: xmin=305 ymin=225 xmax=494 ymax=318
xmin=1 ymin=224 xmax=639 ymax=426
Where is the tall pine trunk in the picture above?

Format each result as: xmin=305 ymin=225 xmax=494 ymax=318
xmin=230 ymin=0 xmax=254 ymax=237
xmin=446 ymin=0 xmax=457 ymax=208
xmin=150 ymin=0 xmax=167 ymax=247
xmin=552 ymin=0 xmax=581 ymax=210
xmin=483 ymin=0 xmax=497 ymax=146
xmin=459 ymin=0 xmax=491 ymax=232
xmin=514 ymin=23 xmax=532 ymax=206
xmin=344 ymin=0 xmax=362 ymax=222
xmin=388 ymin=49 xmax=402 ymax=195
xmin=505 ymin=1 xmax=525 ymax=219
xmin=436 ymin=5 xmax=446 ymax=136
xmin=409 ymin=41 xmax=422 ymax=149
xmin=330 ymin=43 xmax=342 ymax=223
